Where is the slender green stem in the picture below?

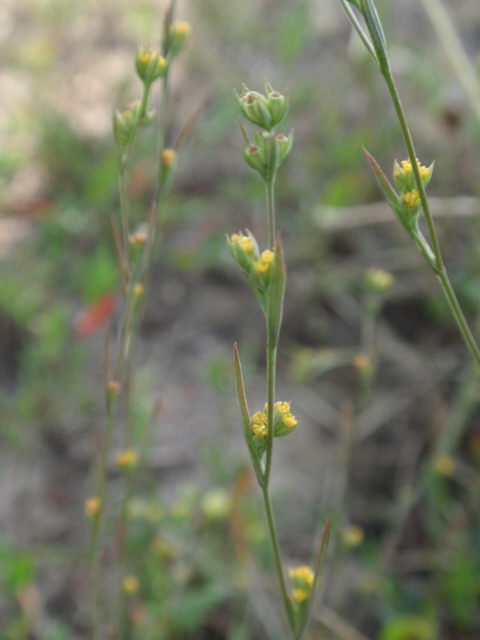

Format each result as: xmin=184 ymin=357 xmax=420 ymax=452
xmin=436 ymin=268 xmax=480 ymax=367
xmin=265 ymin=176 xmax=276 ymax=250
xmin=382 ymin=66 xmax=480 ymax=368
xmin=264 ymin=338 xmax=277 ymax=484
xmin=382 ymin=71 xmax=443 ymax=266
xmin=118 ymin=171 xmax=131 ymax=278
xmin=91 ymin=405 xmax=115 ymax=640
xmin=261 ymin=485 xmax=295 ymax=634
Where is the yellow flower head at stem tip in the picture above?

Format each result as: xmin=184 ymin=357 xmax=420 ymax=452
xmin=231 ymin=233 xmax=254 ymax=253
xmin=115 ymin=449 xmax=138 ymax=470
xmin=403 ymin=189 xmax=420 ymax=208
xmin=122 ymin=574 xmax=140 ymax=595
xmin=289 ymin=565 xmax=314 ymax=604
xmin=254 ymin=249 xmax=275 ymax=274
xmin=85 ymin=497 xmax=102 ymax=518
xmin=162 ymin=148 xmax=177 ymax=167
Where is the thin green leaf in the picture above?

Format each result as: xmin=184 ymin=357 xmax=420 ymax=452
xmin=360 ymin=0 xmax=389 ymax=72
xmin=362 ymin=148 xmax=400 ymax=211
xmin=233 ymin=343 xmax=264 ymax=484
xmin=338 ymin=0 xmax=377 ymax=62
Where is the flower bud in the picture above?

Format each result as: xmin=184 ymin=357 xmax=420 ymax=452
xmin=85 ymin=496 xmax=102 ymax=518
xmin=274 ymin=131 xmax=293 ymax=166
xmin=243 ymin=142 xmax=269 ymax=177
xmin=237 ymin=84 xmax=289 ymax=131
xmin=113 ymin=101 xmax=142 ymax=150
xmin=364 ymin=268 xmax=394 ymax=294
xmin=265 ymin=84 xmax=289 ymax=128
xmin=168 ymin=20 xmax=191 ymax=56
xmin=135 ymin=46 xmax=167 ymax=84
xmin=115 ymin=449 xmax=138 ymax=470
xmin=160 ymin=148 xmax=177 ymax=189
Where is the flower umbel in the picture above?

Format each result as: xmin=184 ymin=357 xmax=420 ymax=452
xmin=289 ymin=565 xmax=314 ymax=604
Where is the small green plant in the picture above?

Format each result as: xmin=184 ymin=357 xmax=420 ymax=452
xmin=229 ymin=84 xmax=331 ymax=639
xmin=339 ymin=0 xmax=480 ymax=366
xmin=84 ymin=4 xmax=192 ymax=638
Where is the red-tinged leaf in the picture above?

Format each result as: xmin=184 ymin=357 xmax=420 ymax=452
xmin=74 ymin=293 xmax=119 ymax=337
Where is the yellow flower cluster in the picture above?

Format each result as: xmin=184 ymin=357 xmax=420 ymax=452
xmin=84 ymin=496 xmax=102 ymax=518
xmin=394 ymin=158 xmax=430 ymax=181
xmin=403 ymin=189 xmax=420 ymax=208
xmin=251 ymin=411 xmax=268 ymax=437
xmin=230 ymin=233 xmax=254 ymax=253
xmin=170 ymin=20 xmax=192 ymax=40
xmin=115 ymin=449 xmax=139 ymax=470
xmin=122 ymin=574 xmax=140 ymax=595
xmin=254 ymin=249 xmax=274 ymax=274
xmin=289 ymin=565 xmax=314 ymax=604
xmin=267 ymin=400 xmax=299 ymax=429
xmin=251 ymin=401 xmax=299 ymax=440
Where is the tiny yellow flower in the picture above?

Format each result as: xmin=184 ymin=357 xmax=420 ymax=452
xmin=162 ymin=148 xmax=177 ymax=167
xmin=170 ymin=20 xmax=192 ymax=39
xmin=289 ymin=565 xmax=314 ymax=604
xmin=156 ymin=55 xmax=167 ymax=73
xmin=403 ymin=190 xmax=420 ymax=208
xmin=115 ymin=449 xmax=138 ymax=470
xmin=292 ymin=588 xmax=309 ymax=603
xmin=254 ymin=260 xmax=270 ymax=274
xmin=342 ymin=524 xmax=365 ymax=547
xmin=399 ymin=159 xmax=413 ymax=175
xmin=252 ymin=411 xmax=267 ymax=425
xmin=85 ymin=497 xmax=102 ymax=518
xmin=252 ymin=423 xmax=267 ymax=437
xmin=289 ymin=565 xmax=314 ymax=586
xmin=134 ymin=283 xmax=145 ymax=297
xmin=122 ymin=574 xmax=140 ymax=595
xmin=283 ymin=413 xmax=298 ymax=429
xmin=352 ymin=353 xmax=372 ymax=374
xmin=137 ymin=51 xmax=151 ymax=66
xmin=275 ymin=401 xmax=291 ymax=414
xmin=433 ymin=455 xmax=455 ymax=476
xmin=260 ymin=249 xmax=274 ymax=264
xmin=239 ymin=236 xmax=254 ymax=252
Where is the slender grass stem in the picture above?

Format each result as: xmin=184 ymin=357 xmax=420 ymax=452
xmin=266 ymin=176 xmax=276 ymax=251
xmin=261 ymin=485 xmax=295 ymax=634
xmin=264 ymin=339 xmax=277 ymax=484
xmin=382 ymin=72 xmax=443 ymax=265
xmin=91 ymin=406 xmax=115 ymax=640
xmin=118 ymin=171 xmax=131 ymax=278
xmin=436 ymin=268 xmax=480 ymax=367
xmin=382 ymin=67 xmax=480 ymax=368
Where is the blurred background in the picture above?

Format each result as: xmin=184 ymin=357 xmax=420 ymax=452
xmin=1 ymin=0 xmax=480 ymax=638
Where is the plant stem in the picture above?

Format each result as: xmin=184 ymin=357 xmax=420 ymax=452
xmin=266 ymin=176 xmax=276 ymax=250
xmin=261 ymin=484 xmax=295 ymax=634
xmin=264 ymin=337 xmax=277 ymax=484
xmin=91 ymin=406 xmax=115 ymax=640
xmin=382 ymin=71 xmax=443 ymax=266
xmin=436 ymin=268 xmax=480 ymax=367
